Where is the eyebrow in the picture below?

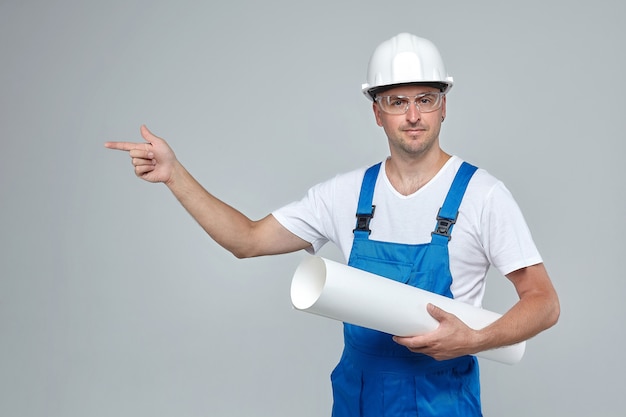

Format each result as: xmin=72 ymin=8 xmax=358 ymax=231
xmin=385 ymin=93 xmax=437 ymax=97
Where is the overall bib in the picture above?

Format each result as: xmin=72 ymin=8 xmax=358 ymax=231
xmin=330 ymin=162 xmax=482 ymax=417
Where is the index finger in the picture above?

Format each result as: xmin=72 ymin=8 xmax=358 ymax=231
xmin=104 ymin=141 xmax=147 ymax=152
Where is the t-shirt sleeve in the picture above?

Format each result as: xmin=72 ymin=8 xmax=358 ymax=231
xmin=272 ymin=167 xmax=365 ymax=258
xmin=481 ymin=181 xmax=543 ymax=276
xmin=272 ymin=181 xmax=333 ymax=254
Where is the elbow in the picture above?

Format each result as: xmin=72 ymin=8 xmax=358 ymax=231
xmin=549 ymin=299 xmax=561 ymax=328
xmin=229 ymin=243 xmax=264 ymax=259
xmin=222 ymin=232 xmax=262 ymax=259
xmin=230 ymin=248 xmax=256 ymax=259
xmin=545 ymin=294 xmax=561 ymax=330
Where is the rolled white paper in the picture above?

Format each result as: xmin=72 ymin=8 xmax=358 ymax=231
xmin=290 ymin=256 xmax=525 ymax=365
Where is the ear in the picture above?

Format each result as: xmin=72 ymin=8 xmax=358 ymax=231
xmin=441 ymin=95 xmax=447 ymax=121
xmin=373 ymin=102 xmax=384 ymax=127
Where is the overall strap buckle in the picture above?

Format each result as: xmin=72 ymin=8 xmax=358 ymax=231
xmin=353 ymin=205 xmax=376 ymax=235
xmin=430 ymin=162 xmax=478 ymax=243
xmin=431 ymin=208 xmax=457 ymax=241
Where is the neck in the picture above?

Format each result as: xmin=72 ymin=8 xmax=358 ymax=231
xmin=385 ymin=149 xmax=451 ymax=195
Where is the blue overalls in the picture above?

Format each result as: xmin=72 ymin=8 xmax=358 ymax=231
xmin=330 ymin=162 xmax=482 ymax=417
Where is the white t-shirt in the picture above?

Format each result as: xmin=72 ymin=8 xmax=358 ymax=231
xmin=272 ymin=156 xmax=542 ymax=307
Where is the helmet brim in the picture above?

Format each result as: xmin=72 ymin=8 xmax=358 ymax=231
xmin=362 ymin=81 xmax=453 ymax=101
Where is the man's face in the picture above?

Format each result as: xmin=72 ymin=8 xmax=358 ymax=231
xmin=373 ymin=84 xmax=446 ymax=159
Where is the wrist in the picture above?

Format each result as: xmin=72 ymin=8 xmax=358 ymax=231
xmin=471 ymin=328 xmax=493 ymax=354
xmin=164 ymin=160 xmax=185 ymax=189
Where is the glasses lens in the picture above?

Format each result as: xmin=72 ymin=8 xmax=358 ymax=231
xmin=416 ymin=93 xmax=441 ymax=112
xmin=378 ymin=96 xmax=410 ymax=114
xmin=377 ymin=93 xmax=442 ymax=114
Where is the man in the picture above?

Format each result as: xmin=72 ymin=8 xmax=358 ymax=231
xmin=106 ymin=33 xmax=559 ymax=417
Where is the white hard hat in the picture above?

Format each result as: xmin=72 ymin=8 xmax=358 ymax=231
xmin=362 ymin=33 xmax=453 ymax=100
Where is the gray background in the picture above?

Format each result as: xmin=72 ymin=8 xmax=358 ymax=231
xmin=1 ymin=0 xmax=624 ymax=416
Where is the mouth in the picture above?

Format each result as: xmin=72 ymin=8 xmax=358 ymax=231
xmin=402 ymin=123 xmax=425 ymax=131
xmin=403 ymin=128 xmax=426 ymax=135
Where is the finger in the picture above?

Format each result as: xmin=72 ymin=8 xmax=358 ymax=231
xmin=409 ymin=346 xmax=428 ymax=353
xmin=393 ymin=337 xmax=429 ymax=353
xmin=129 ymin=148 xmax=154 ymax=159
xmin=104 ymin=141 xmax=142 ymax=151
xmin=105 ymin=124 xmax=160 ymax=151
xmin=105 ymin=141 xmax=154 ymax=154
xmin=393 ymin=335 xmax=424 ymax=347
xmin=140 ymin=124 xmax=162 ymax=144
xmin=426 ymin=303 xmax=448 ymax=321
xmin=132 ymin=157 xmax=156 ymax=167
xmin=134 ymin=164 xmax=155 ymax=176
xmin=393 ymin=336 xmax=409 ymax=347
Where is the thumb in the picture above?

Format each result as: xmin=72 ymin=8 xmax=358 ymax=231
xmin=426 ymin=303 xmax=449 ymax=322
xmin=140 ymin=124 xmax=162 ymax=144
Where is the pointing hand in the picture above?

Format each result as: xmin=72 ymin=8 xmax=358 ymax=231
xmin=105 ymin=125 xmax=178 ymax=184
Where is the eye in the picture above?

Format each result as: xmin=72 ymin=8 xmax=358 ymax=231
xmin=389 ymin=97 xmax=409 ymax=107
xmin=418 ymin=94 xmax=436 ymax=104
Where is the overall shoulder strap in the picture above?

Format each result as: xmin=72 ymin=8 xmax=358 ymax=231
xmin=432 ymin=162 xmax=478 ymax=243
xmin=353 ymin=162 xmax=381 ymax=239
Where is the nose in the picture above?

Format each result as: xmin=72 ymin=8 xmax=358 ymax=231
xmin=405 ymin=100 xmax=421 ymax=123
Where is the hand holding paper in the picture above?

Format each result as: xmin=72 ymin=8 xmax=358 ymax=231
xmin=392 ymin=303 xmax=485 ymax=361
xmin=290 ymin=256 xmax=526 ymax=365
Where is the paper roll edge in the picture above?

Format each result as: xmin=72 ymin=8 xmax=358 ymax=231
xmin=290 ymin=256 xmax=327 ymax=310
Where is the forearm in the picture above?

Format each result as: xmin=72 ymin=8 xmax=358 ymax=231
xmin=164 ymin=161 xmax=261 ymax=258
xmin=473 ymin=289 xmax=560 ymax=352
xmin=473 ymin=263 xmax=560 ymax=352
xmin=163 ymin=161 xmax=311 ymax=258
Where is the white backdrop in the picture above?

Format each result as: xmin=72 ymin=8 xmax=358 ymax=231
xmin=1 ymin=1 xmax=624 ymax=416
